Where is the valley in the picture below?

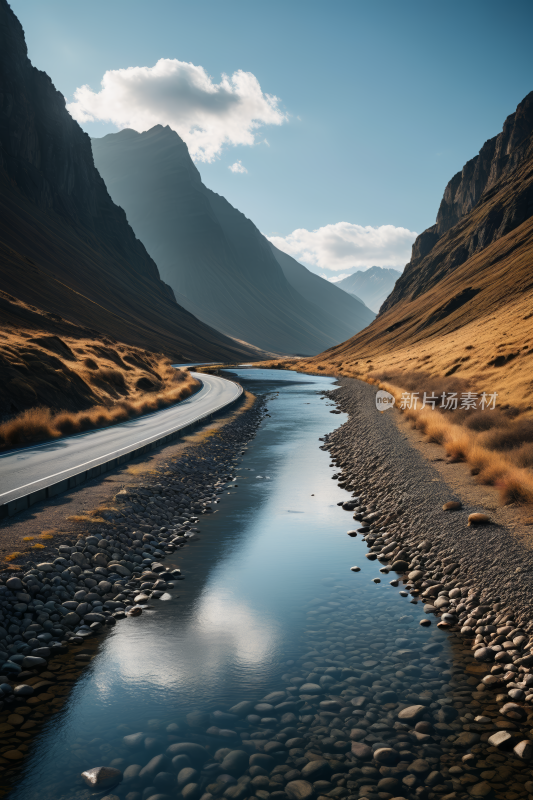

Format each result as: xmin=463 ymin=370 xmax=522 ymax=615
xmin=0 ymin=1 xmax=533 ymax=799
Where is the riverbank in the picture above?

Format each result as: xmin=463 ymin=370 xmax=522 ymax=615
xmin=326 ymin=377 xmax=533 ymax=631
xmin=4 ymin=369 xmax=533 ymax=800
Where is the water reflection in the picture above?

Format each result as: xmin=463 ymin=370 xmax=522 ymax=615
xmin=7 ymin=369 xmax=456 ymax=799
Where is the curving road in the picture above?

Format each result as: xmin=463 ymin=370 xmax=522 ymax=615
xmin=0 ymin=372 xmax=241 ymax=509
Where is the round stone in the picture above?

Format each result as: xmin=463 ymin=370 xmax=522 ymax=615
xmin=373 ymin=748 xmax=398 ymax=765
xmin=298 ymin=683 xmax=323 ymax=694
xmin=285 ymin=780 xmax=313 ymax=800
xmin=220 ymin=750 xmax=249 ymax=777
xmin=397 ymin=705 xmax=425 ymax=722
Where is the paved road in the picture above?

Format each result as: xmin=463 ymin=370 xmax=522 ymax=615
xmin=0 ymin=372 xmax=241 ymax=507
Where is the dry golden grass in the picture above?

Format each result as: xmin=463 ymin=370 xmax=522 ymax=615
xmin=375 ymin=378 xmax=533 ymax=504
xmin=4 ymin=552 xmax=22 ymax=562
xmin=0 ymin=356 xmax=198 ymax=449
xmin=125 ymin=464 xmax=158 ymax=476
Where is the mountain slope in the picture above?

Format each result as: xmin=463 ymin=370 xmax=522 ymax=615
xmin=336 ymin=267 xmax=401 ymax=313
xmin=0 ymin=0 xmax=253 ymax=384
xmin=268 ymin=244 xmax=375 ymax=327
xmin=293 ymin=91 xmax=533 ymax=411
xmin=91 ymin=126 xmax=373 ymax=355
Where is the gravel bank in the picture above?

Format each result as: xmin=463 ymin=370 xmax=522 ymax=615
xmin=326 ymin=377 xmax=533 ymax=631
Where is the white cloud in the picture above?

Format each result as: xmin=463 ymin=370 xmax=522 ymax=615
xmin=328 ymin=273 xmax=350 ymax=282
xmin=229 ymin=160 xmax=248 ymax=173
xmin=269 ymin=222 xmax=417 ymax=270
xmin=67 ymin=58 xmax=287 ymax=162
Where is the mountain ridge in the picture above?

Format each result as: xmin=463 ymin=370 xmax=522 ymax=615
xmin=290 ymin=90 xmax=533 ymax=412
xmin=0 ymin=0 xmax=254 ymax=376
xmin=382 ymin=90 xmax=533 ymax=313
xmin=91 ymin=125 xmax=375 ymax=355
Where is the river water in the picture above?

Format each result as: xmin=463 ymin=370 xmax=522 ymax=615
xmin=9 ymin=369 xmax=454 ymax=799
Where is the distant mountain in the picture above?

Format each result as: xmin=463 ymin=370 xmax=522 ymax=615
xmin=336 ymin=267 xmax=402 ymax=312
xmin=0 ymin=0 xmax=252 ymax=379
xmin=92 ymin=126 xmax=374 ymax=355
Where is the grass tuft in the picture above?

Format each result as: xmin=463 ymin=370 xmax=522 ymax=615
xmin=5 ymin=552 xmax=22 ymax=562
xmin=0 ymin=365 xmax=198 ymax=450
xmin=377 ymin=377 xmax=533 ymax=506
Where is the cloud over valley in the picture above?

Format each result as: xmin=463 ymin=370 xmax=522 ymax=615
xmin=269 ymin=222 xmax=417 ymax=271
xmin=68 ymin=58 xmax=287 ymax=162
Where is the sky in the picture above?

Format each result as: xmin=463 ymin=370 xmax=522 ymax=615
xmin=11 ymin=0 xmax=533 ymax=280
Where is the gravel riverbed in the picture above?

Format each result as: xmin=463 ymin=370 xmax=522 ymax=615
xmin=3 ymin=374 xmax=533 ymax=800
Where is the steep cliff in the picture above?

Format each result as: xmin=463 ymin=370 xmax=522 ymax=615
xmin=92 ymin=125 xmax=374 ymax=355
xmin=0 ymin=0 xmax=253 ymax=381
xmin=383 ymin=91 xmax=533 ymax=311
xmin=296 ymin=91 xmax=533 ymax=410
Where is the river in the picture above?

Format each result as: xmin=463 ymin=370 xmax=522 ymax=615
xmin=8 ymin=369 xmax=453 ymax=800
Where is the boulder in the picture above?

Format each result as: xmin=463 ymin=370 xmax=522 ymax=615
xmin=81 ymin=766 xmax=122 ymax=789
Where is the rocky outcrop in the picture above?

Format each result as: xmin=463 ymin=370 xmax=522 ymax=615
xmin=0 ymin=0 xmax=253 ymax=364
xmin=382 ymin=91 xmax=533 ymax=312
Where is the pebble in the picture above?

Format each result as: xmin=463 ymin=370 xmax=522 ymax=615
xmin=488 ymin=730 xmax=513 ymax=748
xmin=468 ymin=512 xmax=491 ymax=525
xmin=285 ymin=780 xmax=313 ymax=800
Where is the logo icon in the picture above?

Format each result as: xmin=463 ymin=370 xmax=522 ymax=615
xmin=375 ymin=389 xmax=395 ymax=412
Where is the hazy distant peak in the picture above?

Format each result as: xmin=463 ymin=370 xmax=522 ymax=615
xmin=336 ymin=267 xmax=401 ymax=312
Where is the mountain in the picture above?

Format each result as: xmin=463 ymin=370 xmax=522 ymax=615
xmin=296 ymin=91 xmax=533 ymax=410
xmin=0 ymin=0 xmax=254 ymax=410
xmin=268 ymin=243 xmax=375 ymax=325
xmin=91 ymin=126 xmax=374 ymax=355
xmin=335 ymin=267 xmax=402 ymax=313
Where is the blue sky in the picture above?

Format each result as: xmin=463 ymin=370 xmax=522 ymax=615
xmin=11 ymin=0 xmax=533 ymax=278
